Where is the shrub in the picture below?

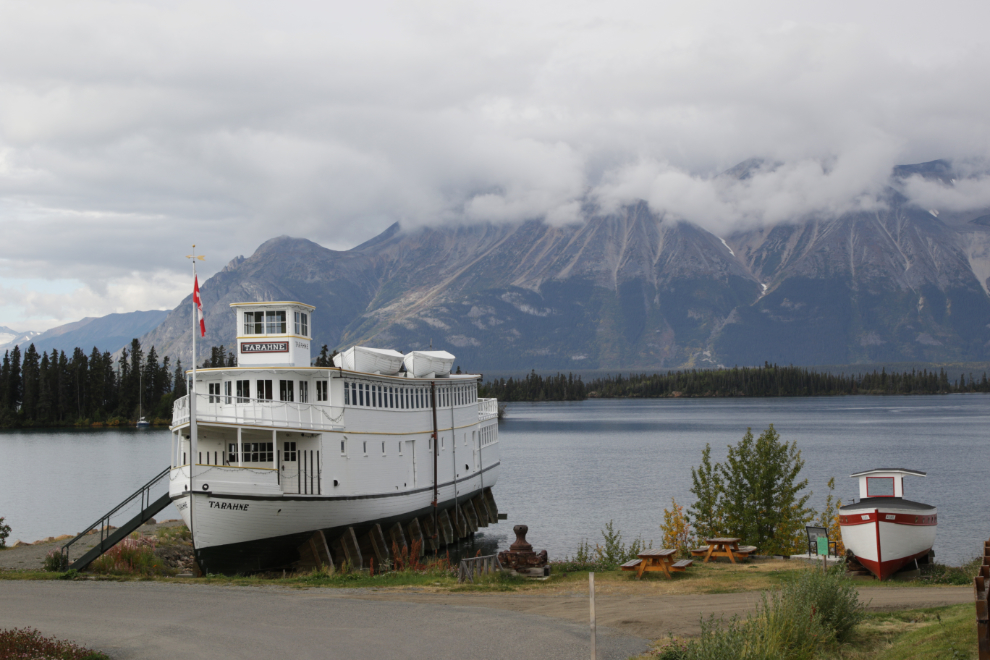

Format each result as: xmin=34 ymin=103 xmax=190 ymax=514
xmin=89 ymin=535 xmax=175 ymax=576
xmin=679 ymin=566 xmax=863 ymax=659
xmin=44 ymin=549 xmax=69 ymax=572
xmin=660 ymin=498 xmax=695 ymax=557
xmin=0 ymin=627 xmax=110 ymax=660
xmin=593 ymin=520 xmax=651 ymax=569
xmin=782 ymin=564 xmax=864 ymax=642
xmin=0 ymin=516 xmax=10 ymax=548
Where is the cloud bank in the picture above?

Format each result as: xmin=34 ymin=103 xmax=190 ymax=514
xmin=2 ymin=0 xmax=990 ymax=327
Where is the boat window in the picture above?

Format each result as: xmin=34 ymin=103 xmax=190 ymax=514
xmin=866 ymin=477 xmax=895 ymax=497
xmin=228 ymin=443 xmax=238 ymax=463
xmin=224 ymin=381 xmax=232 ymax=404
xmin=298 ymin=381 xmax=309 ymax=403
xmin=208 ymin=382 xmax=219 ymax=403
xmin=284 ymin=441 xmax=297 ymax=461
xmin=257 ymin=379 xmax=273 ymax=400
xmin=378 ymin=385 xmax=384 ymax=407
xmin=316 ymin=380 xmax=328 ymax=402
xmin=265 ymin=310 xmax=286 ymax=334
xmin=340 ymin=440 xmax=346 ymax=455
xmin=363 ymin=441 xmax=367 ymax=455
xmin=244 ymin=442 xmax=274 ymax=462
xmin=301 ymin=313 xmax=308 ymax=336
xmin=358 ymin=383 xmax=364 ymax=406
xmin=398 ymin=441 xmax=402 ymax=455
xmin=244 ymin=311 xmax=263 ymax=335
xmin=294 ymin=311 xmax=305 ymax=336
xmin=236 ymin=380 xmax=250 ymax=402
xmin=381 ymin=441 xmax=386 ymax=455
xmin=389 ymin=387 xmax=394 ymax=409
xmin=279 ymin=380 xmax=294 ymax=402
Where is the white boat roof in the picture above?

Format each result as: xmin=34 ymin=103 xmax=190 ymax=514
xmin=849 ymin=468 xmax=926 ymax=478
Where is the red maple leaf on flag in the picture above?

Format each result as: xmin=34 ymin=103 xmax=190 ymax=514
xmin=193 ymin=276 xmax=206 ymax=337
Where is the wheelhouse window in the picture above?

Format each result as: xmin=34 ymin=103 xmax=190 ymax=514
xmin=866 ymin=477 xmax=895 ymax=497
xmin=208 ymin=382 xmax=220 ymax=403
xmin=294 ymin=312 xmax=309 ymax=336
xmin=298 ymin=381 xmax=309 ymax=403
xmin=243 ymin=311 xmax=263 ymax=334
xmin=279 ymin=380 xmax=294 ymax=402
xmin=236 ymin=380 xmax=250 ymax=402
xmin=316 ymin=380 xmax=328 ymax=402
xmin=257 ymin=379 xmax=273 ymax=400
xmin=265 ymin=310 xmax=286 ymax=334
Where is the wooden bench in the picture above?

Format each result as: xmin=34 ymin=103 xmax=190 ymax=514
xmin=690 ymin=547 xmax=709 ymax=557
xmin=670 ymin=559 xmax=694 ymax=572
xmin=736 ymin=546 xmax=757 ymax=556
xmin=620 ymin=559 xmax=643 ymax=571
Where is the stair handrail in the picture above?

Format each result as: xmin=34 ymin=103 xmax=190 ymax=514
xmin=60 ymin=466 xmax=171 ymax=565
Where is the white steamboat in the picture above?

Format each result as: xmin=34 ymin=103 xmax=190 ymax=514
xmin=168 ymin=301 xmax=501 ymax=574
xmin=838 ymin=468 xmax=936 ymax=580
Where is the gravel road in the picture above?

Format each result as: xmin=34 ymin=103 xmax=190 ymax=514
xmin=0 ymin=581 xmax=648 ymax=660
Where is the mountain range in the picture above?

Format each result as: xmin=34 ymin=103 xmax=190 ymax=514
xmin=138 ymin=160 xmax=990 ymax=371
xmin=0 ymin=311 xmax=170 ymax=357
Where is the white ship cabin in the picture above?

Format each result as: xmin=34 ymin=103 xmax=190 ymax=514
xmin=851 ymin=468 xmax=926 ymax=499
xmin=169 ymin=301 xmax=499 ymax=498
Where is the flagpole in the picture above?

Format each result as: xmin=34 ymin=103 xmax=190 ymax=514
xmin=188 ymin=245 xmax=201 ymax=568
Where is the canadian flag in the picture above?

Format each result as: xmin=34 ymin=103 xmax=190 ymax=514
xmin=193 ymin=276 xmax=206 ymax=337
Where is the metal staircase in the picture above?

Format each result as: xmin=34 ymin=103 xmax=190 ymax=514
xmin=60 ymin=467 xmax=173 ymax=571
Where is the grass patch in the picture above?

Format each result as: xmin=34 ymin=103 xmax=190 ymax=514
xmin=831 ymin=604 xmax=976 ymax=659
xmin=0 ymin=627 xmax=110 ymax=659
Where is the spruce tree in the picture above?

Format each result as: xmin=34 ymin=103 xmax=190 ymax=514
xmin=686 ymin=443 xmax=725 ymax=541
xmin=20 ymin=344 xmax=40 ymax=420
xmin=7 ymin=345 xmax=22 ymax=411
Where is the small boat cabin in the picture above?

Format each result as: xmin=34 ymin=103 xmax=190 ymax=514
xmin=850 ymin=468 xmax=926 ymax=499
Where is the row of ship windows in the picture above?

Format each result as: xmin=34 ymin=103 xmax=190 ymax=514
xmin=343 ymin=381 xmax=477 ymax=409
xmin=242 ymin=311 xmax=309 ymax=336
xmin=183 ymin=432 xmax=498 ymax=465
xmin=206 ymin=379 xmax=329 ymax=403
xmin=338 ymin=430 xmax=496 ymax=457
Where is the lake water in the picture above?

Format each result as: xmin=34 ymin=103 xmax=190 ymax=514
xmin=1 ymin=395 xmax=986 ymax=565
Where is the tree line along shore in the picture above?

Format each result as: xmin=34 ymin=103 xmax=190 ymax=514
xmin=0 ymin=342 xmax=242 ymax=429
xmin=1 ymin=340 xmax=987 ymax=429
xmin=478 ymin=364 xmax=990 ymax=401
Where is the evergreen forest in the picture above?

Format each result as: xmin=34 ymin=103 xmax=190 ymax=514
xmin=0 ymin=341 xmax=244 ymax=429
xmin=478 ymin=364 xmax=990 ymax=401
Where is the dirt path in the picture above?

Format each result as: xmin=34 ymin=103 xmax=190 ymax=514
xmin=350 ymin=585 xmax=972 ymax=638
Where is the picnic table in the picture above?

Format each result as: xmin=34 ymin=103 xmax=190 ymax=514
xmin=620 ymin=548 xmax=694 ymax=579
xmin=690 ymin=538 xmax=757 ymax=564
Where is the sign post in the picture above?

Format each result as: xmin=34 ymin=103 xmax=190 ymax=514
xmin=817 ymin=536 xmax=828 ymax=573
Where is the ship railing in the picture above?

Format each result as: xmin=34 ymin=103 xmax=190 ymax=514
xmin=478 ymin=397 xmax=499 ymax=421
xmin=171 ymin=393 xmax=345 ymax=431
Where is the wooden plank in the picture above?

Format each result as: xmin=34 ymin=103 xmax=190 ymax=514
xmin=620 ymin=559 xmax=642 ymax=570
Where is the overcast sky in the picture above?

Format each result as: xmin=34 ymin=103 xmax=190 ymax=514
xmin=2 ymin=0 xmax=989 ymax=331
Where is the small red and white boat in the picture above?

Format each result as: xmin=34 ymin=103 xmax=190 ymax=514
xmin=838 ymin=468 xmax=936 ymax=581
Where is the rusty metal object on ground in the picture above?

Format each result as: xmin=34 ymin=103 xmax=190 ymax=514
xmin=498 ymin=525 xmax=549 ymax=571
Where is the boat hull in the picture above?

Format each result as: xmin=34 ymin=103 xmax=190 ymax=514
xmin=174 ymin=463 xmax=499 ymax=574
xmin=839 ymin=501 xmax=936 ymax=580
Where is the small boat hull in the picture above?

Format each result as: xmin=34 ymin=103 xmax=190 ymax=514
xmin=839 ymin=500 xmax=936 ymax=580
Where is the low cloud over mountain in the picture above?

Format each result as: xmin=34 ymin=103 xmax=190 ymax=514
xmin=142 ymin=162 xmax=990 ymax=370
